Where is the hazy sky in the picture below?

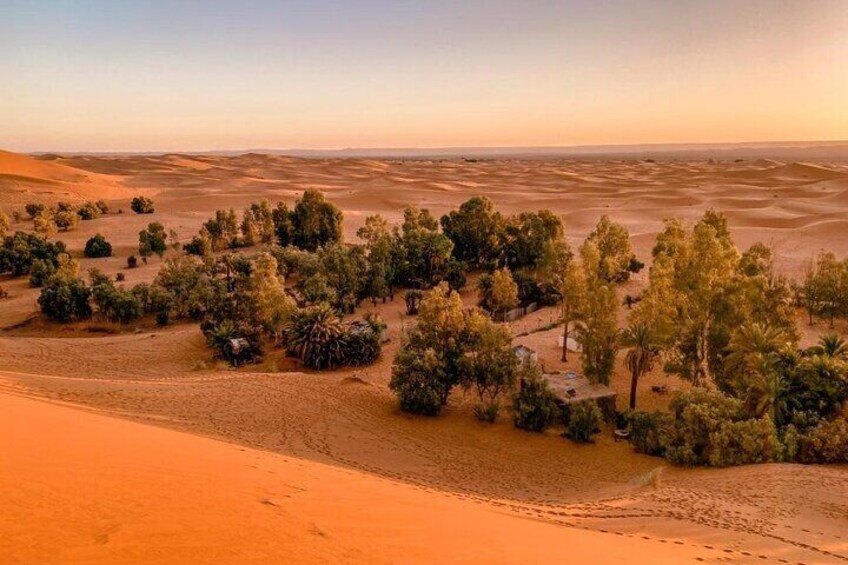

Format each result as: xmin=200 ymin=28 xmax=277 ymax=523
xmin=2 ymin=0 xmax=847 ymax=152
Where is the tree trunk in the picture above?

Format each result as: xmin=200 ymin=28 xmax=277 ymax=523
xmin=561 ymin=310 xmax=569 ymax=362
xmin=629 ymin=370 xmax=638 ymax=411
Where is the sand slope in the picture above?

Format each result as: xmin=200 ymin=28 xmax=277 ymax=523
xmin=1 ymin=392 xmax=711 ymax=564
xmin=0 ymin=150 xmax=136 ymax=205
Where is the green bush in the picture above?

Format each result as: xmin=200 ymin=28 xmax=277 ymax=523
xmin=565 ymin=401 xmax=602 ymax=443
xmin=28 ymin=259 xmax=57 ymax=287
xmin=25 ymin=203 xmax=45 ymax=219
xmin=511 ymin=371 xmax=559 ymax=432
xmin=38 ymin=274 xmax=92 ymax=322
xmin=77 ymin=202 xmax=101 ymax=221
xmin=708 ymin=418 xmax=782 ymax=467
xmin=390 ymin=348 xmax=446 ymax=416
xmin=131 ymin=196 xmax=155 ymax=214
xmin=796 ymin=418 xmax=848 ymax=464
xmin=84 ymin=234 xmax=113 ymax=258
xmin=0 ymin=231 xmax=66 ymax=276
xmin=628 ymin=411 xmax=674 ymax=456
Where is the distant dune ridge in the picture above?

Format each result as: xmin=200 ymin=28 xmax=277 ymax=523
xmin=2 ymin=146 xmax=847 ymax=278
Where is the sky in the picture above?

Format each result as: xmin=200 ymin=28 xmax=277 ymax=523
xmin=1 ymin=0 xmax=847 ymax=152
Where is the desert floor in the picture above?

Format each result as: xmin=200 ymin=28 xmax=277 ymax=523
xmin=1 ymin=150 xmax=847 ymax=563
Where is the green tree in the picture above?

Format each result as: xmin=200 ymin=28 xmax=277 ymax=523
xmin=37 ymin=255 xmax=91 ymax=322
xmin=395 ymin=206 xmax=453 ymax=287
xmin=139 ymin=222 xmax=168 ymax=260
xmin=440 ymin=196 xmax=503 ymax=268
xmin=458 ymin=317 xmax=519 ymax=421
xmin=84 ymin=234 xmax=113 ymax=258
xmin=486 ymin=268 xmax=519 ymax=321
xmin=577 ymin=241 xmax=620 ymax=385
xmin=641 ymin=212 xmax=739 ymax=386
xmin=564 ymin=401 xmax=602 ymax=443
xmin=501 ymin=210 xmax=564 ymax=271
xmin=511 ymin=364 xmax=559 ymax=432
xmin=249 ymin=252 xmax=295 ymax=341
xmin=291 ymin=190 xmax=343 ymax=251
xmin=584 ymin=215 xmax=638 ymax=282
xmin=358 ymin=214 xmax=396 ymax=303
xmin=390 ymin=283 xmax=472 ymax=413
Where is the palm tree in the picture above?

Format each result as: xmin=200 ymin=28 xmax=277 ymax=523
xmin=283 ymin=304 xmax=346 ymax=369
xmin=725 ymin=322 xmax=791 ymax=376
xmin=808 ymin=333 xmax=848 ymax=360
xmin=621 ymin=322 xmax=659 ymax=410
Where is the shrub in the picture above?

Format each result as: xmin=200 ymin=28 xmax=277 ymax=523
xmin=390 ymin=347 xmax=446 ymax=416
xmin=628 ymin=411 xmax=674 ymax=456
xmin=54 ymin=209 xmax=79 ymax=231
xmin=77 ymin=202 xmax=101 ymax=220
xmin=84 ymin=234 xmax=113 ymax=258
xmin=38 ymin=273 xmax=92 ymax=322
xmin=708 ymin=418 xmax=782 ymax=467
xmin=25 ymin=203 xmax=46 ymax=219
xmin=90 ymin=270 xmax=142 ymax=324
xmin=565 ymin=401 xmax=602 ymax=443
xmin=127 ymin=255 xmax=138 ymax=269
xmin=130 ymin=196 xmax=155 ymax=214
xmin=139 ymin=222 xmax=168 ymax=259
xmin=796 ymin=418 xmax=848 ymax=464
xmin=95 ymin=200 xmax=109 ymax=214
xmin=511 ymin=368 xmax=559 ymax=432
xmin=28 ymin=259 xmax=57 ymax=287
xmin=0 ymin=232 xmax=67 ymax=277
xmin=116 ymin=272 xmax=125 ymax=282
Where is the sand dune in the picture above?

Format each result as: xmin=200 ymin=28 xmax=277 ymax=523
xmin=0 ymin=150 xmax=137 ymax=204
xmin=1 ymin=392 xmax=716 ymax=564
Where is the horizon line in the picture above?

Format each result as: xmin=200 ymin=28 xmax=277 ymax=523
xmin=14 ymin=138 xmax=848 ymax=157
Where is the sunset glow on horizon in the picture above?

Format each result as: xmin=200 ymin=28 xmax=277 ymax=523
xmin=2 ymin=0 xmax=847 ymax=152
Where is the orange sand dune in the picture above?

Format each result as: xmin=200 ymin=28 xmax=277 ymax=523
xmin=0 ymin=392 xmax=707 ymax=564
xmin=0 ymin=150 xmax=137 ymax=205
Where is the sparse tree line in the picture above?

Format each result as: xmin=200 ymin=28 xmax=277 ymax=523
xmin=2 ymin=193 xmax=846 ymax=465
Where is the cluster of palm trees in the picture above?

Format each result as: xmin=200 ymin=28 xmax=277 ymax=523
xmin=284 ymin=304 xmax=385 ymax=370
xmin=619 ymin=316 xmax=848 ymax=425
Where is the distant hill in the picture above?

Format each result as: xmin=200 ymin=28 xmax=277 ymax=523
xmin=31 ymin=141 xmax=848 ymax=162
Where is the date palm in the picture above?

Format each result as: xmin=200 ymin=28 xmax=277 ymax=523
xmin=621 ymin=322 xmax=659 ymax=410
